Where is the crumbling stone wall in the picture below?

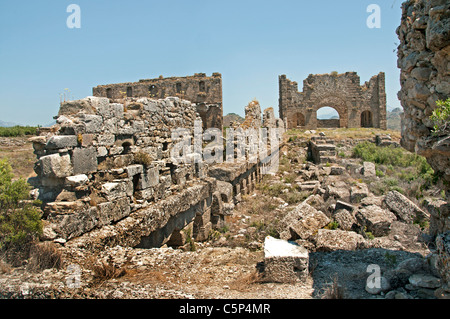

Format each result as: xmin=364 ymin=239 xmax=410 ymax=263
xmin=93 ymin=73 xmax=223 ymax=130
xmin=29 ymin=95 xmax=280 ymax=250
xmin=397 ymin=0 xmax=450 ymax=286
xmin=279 ymin=72 xmax=387 ymax=130
xmin=397 ymin=0 xmax=450 ymax=192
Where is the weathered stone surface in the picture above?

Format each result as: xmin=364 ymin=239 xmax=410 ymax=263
xmin=280 ymin=201 xmax=330 ymax=240
xmin=362 ymin=162 xmax=376 ymax=178
xmin=356 ymin=205 xmax=397 ymax=237
xmin=78 ymin=114 xmax=103 ymax=134
xmin=436 ymin=231 xmax=450 ymax=285
xmin=138 ymin=167 xmax=159 ymax=190
xmin=423 ymin=198 xmax=450 ymax=236
xmin=264 ymin=236 xmax=309 ymax=283
xmin=335 ymin=200 xmax=354 ymax=212
xmin=46 ymin=136 xmax=78 ymax=150
xmin=409 ymin=274 xmax=442 ymax=289
xmin=40 ymin=154 xmax=73 ymax=178
xmin=325 ymin=181 xmax=350 ymax=201
xmin=333 ymin=209 xmax=356 ymax=231
xmin=97 ymin=197 xmax=131 ymax=226
xmin=383 ymin=190 xmax=429 ymax=223
xmin=397 ymin=0 xmax=450 ymax=192
xmin=350 ymin=183 xmax=369 ymax=203
xmin=72 ymin=147 xmax=98 ymax=175
xmin=65 ymin=174 xmax=89 ymax=188
xmin=315 ymin=229 xmax=366 ymax=252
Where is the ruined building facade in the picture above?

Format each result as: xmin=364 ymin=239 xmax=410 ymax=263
xmin=279 ymin=72 xmax=387 ymax=130
xmin=93 ymin=73 xmax=223 ymax=130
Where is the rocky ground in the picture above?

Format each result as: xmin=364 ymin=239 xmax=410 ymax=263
xmin=0 ymin=129 xmax=448 ymax=299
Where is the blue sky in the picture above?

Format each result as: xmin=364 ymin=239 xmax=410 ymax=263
xmin=0 ymin=0 xmax=402 ymax=126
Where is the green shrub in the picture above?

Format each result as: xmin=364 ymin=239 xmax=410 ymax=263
xmin=430 ymin=98 xmax=450 ymax=136
xmin=0 ymin=159 xmax=42 ymax=250
xmin=0 ymin=126 xmax=38 ymax=137
xmin=352 ymin=141 xmax=434 ymax=184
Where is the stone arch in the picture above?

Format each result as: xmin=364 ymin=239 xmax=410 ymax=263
xmin=313 ymin=96 xmax=348 ymax=128
xmin=316 ymin=106 xmax=340 ymax=128
xmin=361 ymin=110 xmax=373 ymax=128
xmin=287 ymin=112 xmax=305 ymax=129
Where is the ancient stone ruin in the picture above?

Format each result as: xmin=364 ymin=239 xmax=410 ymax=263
xmin=279 ymin=72 xmax=387 ymax=130
xmin=93 ymin=73 xmax=223 ymax=131
xmin=396 ymin=0 xmax=449 ymax=288
xmin=28 ymin=93 xmax=282 ymax=251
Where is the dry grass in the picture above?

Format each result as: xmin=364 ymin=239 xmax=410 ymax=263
xmin=27 ymin=242 xmax=63 ymax=272
xmin=85 ymin=256 xmax=128 ymax=285
xmin=229 ymin=271 xmax=263 ymax=292
xmin=320 ymin=274 xmax=345 ymax=299
xmin=0 ymin=257 xmax=12 ymax=274
xmin=0 ymin=136 xmax=36 ymax=179
xmin=287 ymin=127 xmax=401 ymax=142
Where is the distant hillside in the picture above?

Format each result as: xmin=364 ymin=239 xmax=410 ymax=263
xmin=387 ymin=107 xmax=403 ymax=131
xmin=223 ymin=113 xmax=244 ymax=127
xmin=0 ymin=120 xmax=18 ymax=127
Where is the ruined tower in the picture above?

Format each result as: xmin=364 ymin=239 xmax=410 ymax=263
xmin=279 ymin=72 xmax=387 ymax=130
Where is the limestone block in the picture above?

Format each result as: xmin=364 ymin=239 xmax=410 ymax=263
xmin=138 ymin=167 xmax=159 ymax=190
xmin=101 ymin=182 xmax=129 ymax=201
xmin=315 ymin=229 xmax=366 ymax=252
xmin=46 ymin=135 xmax=78 ymax=150
xmin=335 ymin=200 xmax=354 ymax=212
xmin=325 ymin=182 xmax=350 ymax=201
xmin=40 ymin=153 xmax=73 ymax=178
xmin=264 ymin=236 xmax=309 ymax=283
xmin=97 ymin=146 xmax=108 ymax=157
xmin=350 ymin=183 xmax=369 ymax=203
xmin=356 ymin=205 xmax=397 ymax=237
xmin=97 ymin=197 xmax=131 ymax=226
xmin=383 ymin=190 xmax=429 ymax=223
xmin=216 ymin=181 xmax=233 ymax=203
xmin=362 ymin=162 xmax=376 ymax=178
xmin=97 ymin=134 xmax=116 ymax=146
xmin=125 ymin=164 xmax=144 ymax=178
xmin=333 ymin=209 xmax=356 ymax=231
xmin=51 ymin=207 xmax=99 ymax=240
xmin=97 ymin=102 xmax=123 ymax=119
xmin=280 ymin=201 xmax=330 ymax=241
xmin=65 ymin=174 xmax=89 ymax=188
xmin=72 ymin=147 xmax=98 ymax=175
xmin=79 ymin=114 xmax=103 ymax=134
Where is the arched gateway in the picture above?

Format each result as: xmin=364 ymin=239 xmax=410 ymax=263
xmin=278 ymin=71 xmax=387 ymax=130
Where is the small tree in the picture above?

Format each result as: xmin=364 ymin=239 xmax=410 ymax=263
xmin=0 ymin=159 xmax=42 ymax=251
xmin=430 ymin=98 xmax=450 ymax=137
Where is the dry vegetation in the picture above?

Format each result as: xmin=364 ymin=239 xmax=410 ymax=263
xmin=0 ymin=136 xmax=36 ymax=179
